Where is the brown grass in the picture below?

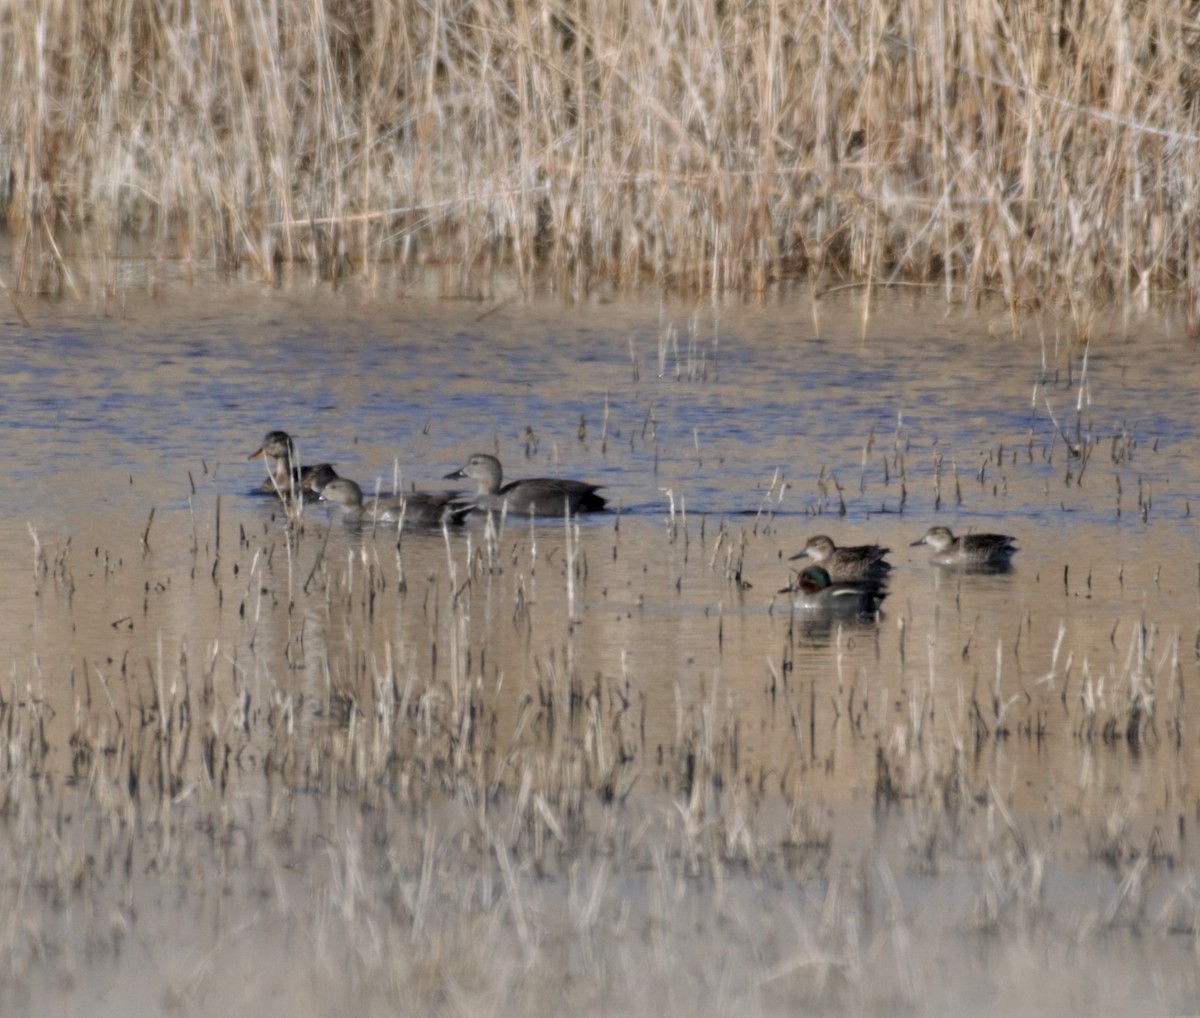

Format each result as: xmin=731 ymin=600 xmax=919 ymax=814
xmin=3 ymin=1 xmax=1200 ymax=313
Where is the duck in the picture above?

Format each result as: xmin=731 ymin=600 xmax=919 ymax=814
xmin=300 ymin=462 xmax=340 ymax=495
xmin=786 ymin=565 xmax=887 ymax=619
xmin=444 ymin=452 xmax=607 ymax=516
xmin=318 ymin=476 xmax=468 ymax=528
xmin=910 ymin=525 xmax=1017 ymax=570
xmin=788 ymin=534 xmax=891 ymax=583
xmin=248 ymin=430 xmax=334 ymax=497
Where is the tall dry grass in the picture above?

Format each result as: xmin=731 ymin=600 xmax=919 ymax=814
xmin=3 ymin=0 xmax=1200 ymax=314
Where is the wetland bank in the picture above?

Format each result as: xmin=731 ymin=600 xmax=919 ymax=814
xmin=2 ymin=282 xmax=1200 ymax=1016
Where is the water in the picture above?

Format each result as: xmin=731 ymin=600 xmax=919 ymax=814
xmin=2 ymin=277 xmax=1199 ymax=1015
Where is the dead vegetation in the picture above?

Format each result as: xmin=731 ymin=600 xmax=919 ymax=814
xmin=4 ymin=1 xmax=1200 ymax=316
xmin=3 ymin=468 xmax=1199 ymax=1014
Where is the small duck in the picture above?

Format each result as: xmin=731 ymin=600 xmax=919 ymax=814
xmin=788 ymin=534 xmax=891 ymax=583
xmin=318 ymin=476 xmax=467 ymax=528
xmin=910 ymin=525 xmax=1017 ymax=570
xmin=787 ymin=565 xmax=886 ymax=619
xmin=301 ymin=463 xmax=340 ymax=494
xmin=444 ymin=452 xmax=607 ymax=516
xmin=248 ymin=430 xmax=334 ymax=497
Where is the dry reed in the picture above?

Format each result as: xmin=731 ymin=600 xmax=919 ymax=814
xmin=5 ymin=485 xmax=1200 ymax=1014
xmin=5 ymin=375 xmax=1200 ymax=1013
xmin=3 ymin=1 xmax=1200 ymax=316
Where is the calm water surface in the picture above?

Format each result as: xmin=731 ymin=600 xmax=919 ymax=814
xmin=2 ymin=278 xmax=1199 ymax=1015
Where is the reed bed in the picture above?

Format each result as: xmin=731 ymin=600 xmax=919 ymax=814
xmin=3 ymin=0 xmax=1200 ymax=316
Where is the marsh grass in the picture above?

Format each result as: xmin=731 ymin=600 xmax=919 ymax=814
xmin=6 ymin=458 xmax=1198 ymax=1015
xmin=5 ymin=342 xmax=1200 ymax=1014
xmin=4 ymin=0 xmax=1200 ymax=316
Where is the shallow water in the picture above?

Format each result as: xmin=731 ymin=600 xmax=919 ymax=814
xmin=2 ymin=276 xmax=1200 ymax=1015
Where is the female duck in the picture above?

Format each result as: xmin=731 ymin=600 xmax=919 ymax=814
xmin=910 ymin=525 xmax=1017 ymax=570
xmin=789 ymin=534 xmax=891 ymax=582
xmin=444 ymin=453 xmax=607 ymax=516
xmin=248 ymin=430 xmax=334 ymax=497
xmin=319 ymin=476 xmax=467 ymax=528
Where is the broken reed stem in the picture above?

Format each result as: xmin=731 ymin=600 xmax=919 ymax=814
xmin=565 ymin=504 xmax=576 ymax=624
xmin=141 ymin=508 xmax=155 ymax=552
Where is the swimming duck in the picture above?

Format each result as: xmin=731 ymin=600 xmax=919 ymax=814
xmin=248 ymin=430 xmax=334 ymax=497
xmin=788 ymin=534 xmax=892 ymax=583
xmin=318 ymin=476 xmax=467 ymax=527
xmin=301 ymin=463 xmax=340 ymax=495
xmin=788 ymin=565 xmax=887 ymax=619
xmin=444 ymin=452 xmax=607 ymax=516
xmin=910 ymin=525 xmax=1017 ymax=569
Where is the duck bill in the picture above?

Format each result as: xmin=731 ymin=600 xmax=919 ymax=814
xmin=787 ymin=550 xmax=809 ymax=561
xmin=444 ymin=468 xmax=467 ymax=480
xmin=248 ymin=447 xmax=267 ymax=460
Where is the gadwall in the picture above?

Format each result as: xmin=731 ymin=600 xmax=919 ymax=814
xmin=788 ymin=534 xmax=892 ymax=583
xmin=301 ymin=463 xmax=341 ymax=494
xmin=319 ymin=476 xmax=467 ymax=528
xmin=444 ymin=453 xmax=607 ymax=516
xmin=248 ymin=430 xmax=334 ymax=497
xmin=787 ymin=565 xmax=887 ymax=619
xmin=910 ymin=525 xmax=1017 ymax=569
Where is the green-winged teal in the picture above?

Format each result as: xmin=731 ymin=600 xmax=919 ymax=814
xmin=248 ymin=430 xmax=334 ymax=497
xmin=789 ymin=534 xmax=891 ymax=582
xmin=319 ymin=476 xmax=467 ymax=527
xmin=444 ymin=453 xmax=607 ymax=516
xmin=910 ymin=525 xmax=1017 ymax=569
xmin=787 ymin=565 xmax=887 ymax=619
